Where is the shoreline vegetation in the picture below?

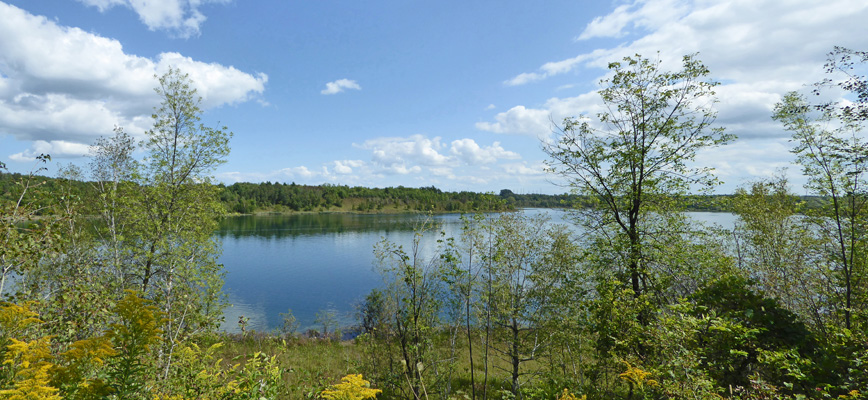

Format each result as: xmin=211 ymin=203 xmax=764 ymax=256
xmin=0 ymin=172 xmax=826 ymax=216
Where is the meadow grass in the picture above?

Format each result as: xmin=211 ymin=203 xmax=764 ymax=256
xmin=198 ymin=330 xmax=538 ymax=399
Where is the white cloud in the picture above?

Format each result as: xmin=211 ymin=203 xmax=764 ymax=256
xmin=449 ymin=139 xmax=520 ymax=165
xmin=9 ymin=140 xmax=90 ymax=161
xmin=508 ymin=0 xmax=868 ymax=88
xmin=359 ymin=134 xmax=449 ymax=168
xmin=486 ymin=0 xmax=868 ymax=190
xmin=333 ymin=160 xmax=365 ymax=174
xmin=429 ymin=167 xmax=454 ymax=177
xmin=354 ymin=134 xmax=525 ymax=179
xmin=77 ymin=0 xmax=228 ymax=38
xmin=215 ymin=171 xmax=267 ymax=183
xmin=502 ymin=162 xmax=547 ymax=177
xmin=693 ymin=138 xmax=799 ymax=189
xmin=476 ymin=92 xmax=601 ymax=138
xmin=504 ymin=53 xmax=596 ymax=87
xmin=0 ymin=2 xmax=267 ymax=160
xmin=504 ymin=72 xmax=545 ymax=87
xmin=575 ymin=0 xmax=690 ymax=41
xmin=155 ymin=52 xmax=269 ymax=109
xmin=475 ymin=106 xmax=552 ymax=137
xmin=504 ymin=54 xmax=590 ymax=86
xmin=321 ymin=79 xmax=361 ymax=95
xmin=278 ymin=166 xmax=315 ymax=179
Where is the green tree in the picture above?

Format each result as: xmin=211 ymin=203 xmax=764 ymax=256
xmin=371 ymin=219 xmax=448 ymax=399
xmin=84 ymin=68 xmax=232 ymax=378
xmin=774 ymin=47 xmax=868 ymax=332
xmin=89 ymin=126 xmax=138 ymax=290
xmin=0 ymin=155 xmax=55 ymax=298
xmin=774 ymin=92 xmax=868 ymax=331
xmin=544 ymin=53 xmax=733 ymax=301
xmin=483 ymin=213 xmax=576 ymax=399
xmin=731 ymin=176 xmax=825 ymax=330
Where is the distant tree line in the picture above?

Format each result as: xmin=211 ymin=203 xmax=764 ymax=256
xmin=219 ymin=182 xmax=511 ymax=213
xmin=0 ymin=172 xmax=830 ymax=216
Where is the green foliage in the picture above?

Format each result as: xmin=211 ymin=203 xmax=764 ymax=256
xmin=773 ymin=47 xmax=868 ymax=332
xmin=316 ymin=307 xmax=340 ymax=339
xmin=220 ymin=182 xmax=510 ymax=214
xmin=731 ymin=176 xmax=824 ymax=329
xmin=688 ymin=275 xmax=816 ymax=392
xmin=0 ymin=154 xmax=59 ymax=299
xmin=279 ymin=308 xmax=300 ymax=338
xmin=368 ymin=220 xmax=447 ymax=399
xmin=106 ymin=291 xmax=163 ymax=399
xmin=545 ymin=53 xmax=733 ymax=305
xmin=8 ymin=49 xmax=868 ymax=400
xmin=359 ymin=289 xmax=388 ymax=337
xmin=230 ymin=351 xmax=285 ymax=399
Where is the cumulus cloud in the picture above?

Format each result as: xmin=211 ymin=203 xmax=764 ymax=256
xmin=486 ymin=0 xmax=868 ymax=189
xmin=505 ymin=53 xmax=604 ymax=87
xmin=321 ymin=79 xmax=361 ymax=95
xmin=693 ymin=138 xmax=799 ymax=189
xmin=505 ymin=0 xmax=868 ymax=89
xmin=77 ymin=0 xmax=228 ymax=38
xmin=218 ymin=138 xmax=543 ymax=192
xmin=475 ymin=106 xmax=552 ymax=137
xmin=0 ymin=2 xmax=267 ymax=162
xmin=215 ymin=171 xmax=267 ymax=184
xmin=9 ymin=140 xmax=91 ymax=161
xmin=355 ymin=134 xmax=525 ymax=177
xmin=502 ymin=162 xmax=547 ymax=177
xmin=359 ymin=135 xmax=449 ymax=169
xmin=476 ymin=92 xmax=601 ymax=138
xmin=450 ymin=139 xmax=520 ymax=165
xmin=333 ymin=160 xmax=365 ymax=174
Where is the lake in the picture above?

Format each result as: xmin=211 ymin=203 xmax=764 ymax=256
xmin=215 ymin=209 xmax=736 ymax=333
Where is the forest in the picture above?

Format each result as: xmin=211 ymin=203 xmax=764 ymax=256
xmin=1 ymin=49 xmax=867 ymax=400
xmin=0 ymin=174 xmax=794 ymax=216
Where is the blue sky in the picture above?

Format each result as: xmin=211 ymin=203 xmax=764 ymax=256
xmin=1 ymin=0 xmax=867 ymax=194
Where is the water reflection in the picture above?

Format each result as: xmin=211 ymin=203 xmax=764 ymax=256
xmin=215 ymin=209 xmax=734 ymax=333
xmin=216 ymin=212 xmax=482 ymax=333
xmin=216 ymin=213 xmax=429 ymax=240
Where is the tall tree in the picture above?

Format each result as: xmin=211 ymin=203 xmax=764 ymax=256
xmin=143 ymin=67 xmax=231 ymax=346
xmin=774 ymin=51 xmax=868 ymax=330
xmin=86 ymin=68 xmax=233 ymax=376
xmin=544 ymin=53 xmax=733 ymax=299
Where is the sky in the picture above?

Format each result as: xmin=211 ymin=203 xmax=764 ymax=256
xmin=1 ymin=0 xmax=867 ymax=195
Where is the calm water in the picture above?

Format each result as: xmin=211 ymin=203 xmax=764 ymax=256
xmin=215 ymin=209 xmax=735 ymax=333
